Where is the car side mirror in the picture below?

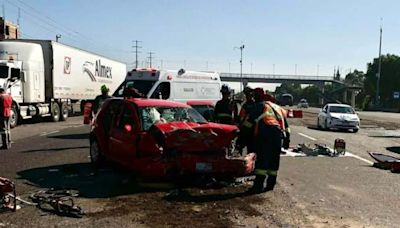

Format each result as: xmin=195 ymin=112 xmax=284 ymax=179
xmin=124 ymin=124 xmax=133 ymax=133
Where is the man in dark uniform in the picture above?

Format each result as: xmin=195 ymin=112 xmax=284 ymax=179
xmin=214 ymin=85 xmax=234 ymax=125
xmin=237 ymin=86 xmax=255 ymax=154
xmin=93 ymin=85 xmax=111 ymax=115
xmin=247 ymin=88 xmax=290 ymax=193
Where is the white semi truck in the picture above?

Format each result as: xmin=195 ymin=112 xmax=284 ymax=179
xmin=0 ymin=39 xmax=127 ymax=127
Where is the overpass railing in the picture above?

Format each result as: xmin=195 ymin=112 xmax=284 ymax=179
xmin=220 ymin=72 xmax=335 ymax=81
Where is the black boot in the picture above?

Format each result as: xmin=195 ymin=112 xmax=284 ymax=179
xmin=246 ymin=175 xmax=266 ymax=194
xmin=265 ymin=175 xmax=277 ymax=191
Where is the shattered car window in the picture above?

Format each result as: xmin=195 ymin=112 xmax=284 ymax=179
xmin=139 ymin=106 xmax=207 ymax=131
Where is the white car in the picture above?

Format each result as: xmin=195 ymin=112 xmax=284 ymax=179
xmin=317 ymin=104 xmax=360 ymax=133
xmin=297 ymin=99 xmax=309 ymax=108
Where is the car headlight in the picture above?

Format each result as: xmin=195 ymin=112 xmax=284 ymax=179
xmin=331 ymin=117 xmax=340 ymax=120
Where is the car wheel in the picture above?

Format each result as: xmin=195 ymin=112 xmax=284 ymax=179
xmin=317 ymin=118 xmax=321 ymax=129
xmin=353 ymin=129 xmax=359 ymax=133
xmin=90 ymin=138 xmax=105 ymax=166
xmin=324 ymin=119 xmax=329 ymax=130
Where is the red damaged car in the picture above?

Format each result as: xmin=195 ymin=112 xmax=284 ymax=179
xmin=89 ymin=98 xmax=255 ymax=180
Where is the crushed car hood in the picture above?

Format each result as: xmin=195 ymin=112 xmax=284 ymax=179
xmin=150 ymin=122 xmax=238 ymax=153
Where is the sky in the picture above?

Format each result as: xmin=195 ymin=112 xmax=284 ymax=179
xmin=2 ymin=0 xmax=399 ymax=91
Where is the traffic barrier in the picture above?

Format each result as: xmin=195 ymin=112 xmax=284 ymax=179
xmin=292 ymin=110 xmax=303 ymax=118
xmin=286 ymin=109 xmax=302 ymax=118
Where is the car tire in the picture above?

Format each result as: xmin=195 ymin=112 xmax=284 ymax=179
xmin=324 ymin=119 xmax=329 ymax=130
xmin=317 ymin=118 xmax=321 ymax=129
xmin=90 ymin=138 xmax=105 ymax=167
xmin=60 ymin=102 xmax=69 ymax=121
xmin=353 ymin=129 xmax=359 ymax=133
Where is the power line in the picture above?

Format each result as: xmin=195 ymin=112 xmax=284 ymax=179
xmin=7 ymin=0 xmax=130 ymax=54
xmin=132 ymin=40 xmax=142 ymax=69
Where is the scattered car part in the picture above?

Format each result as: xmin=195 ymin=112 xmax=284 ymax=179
xmin=29 ymin=189 xmax=84 ymax=218
xmin=368 ymin=152 xmax=400 ymax=173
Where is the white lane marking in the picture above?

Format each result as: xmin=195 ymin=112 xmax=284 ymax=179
xmin=346 ymin=152 xmax=374 ymax=165
xmin=40 ymin=130 xmax=59 ymax=136
xmin=298 ymin=133 xmax=317 ymax=141
xmin=73 ymin=124 xmax=84 ymax=128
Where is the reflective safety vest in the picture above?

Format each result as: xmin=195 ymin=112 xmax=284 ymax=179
xmin=254 ymin=101 xmax=286 ymax=135
xmin=0 ymin=93 xmax=12 ymax=118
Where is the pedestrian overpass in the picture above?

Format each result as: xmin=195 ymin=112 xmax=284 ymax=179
xmin=220 ymin=72 xmax=361 ymax=106
xmin=219 ymin=72 xmax=343 ymax=87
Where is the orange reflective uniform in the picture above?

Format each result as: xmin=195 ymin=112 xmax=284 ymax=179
xmin=254 ymin=101 xmax=287 ymax=135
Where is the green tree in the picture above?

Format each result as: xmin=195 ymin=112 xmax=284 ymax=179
xmin=345 ymin=70 xmax=365 ymax=86
xmin=365 ymin=54 xmax=400 ymax=108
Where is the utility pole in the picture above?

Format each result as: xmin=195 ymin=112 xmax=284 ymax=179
xmin=147 ymin=52 xmax=154 ymax=68
xmin=17 ymin=7 xmax=20 ymax=25
xmin=132 ymin=40 xmax=142 ymax=69
xmin=376 ymin=19 xmax=383 ymax=106
xmin=273 ymin=64 xmax=275 ymax=75
xmin=295 ymin=64 xmax=297 ymax=75
xmin=234 ymin=44 xmax=245 ymax=92
xmin=56 ymin=34 xmax=61 ymax=42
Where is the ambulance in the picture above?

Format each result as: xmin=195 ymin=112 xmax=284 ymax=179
xmin=113 ymin=68 xmax=222 ymax=103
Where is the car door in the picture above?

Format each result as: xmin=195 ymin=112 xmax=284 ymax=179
xmin=319 ymin=105 xmax=328 ymax=123
xmin=108 ymin=102 xmax=139 ymax=167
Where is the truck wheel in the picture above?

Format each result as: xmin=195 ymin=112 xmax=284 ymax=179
xmin=51 ymin=102 xmax=60 ymax=122
xmin=60 ymin=102 xmax=69 ymax=121
xmin=10 ymin=105 xmax=18 ymax=128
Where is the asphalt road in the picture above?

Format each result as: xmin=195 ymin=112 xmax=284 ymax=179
xmin=0 ymin=112 xmax=399 ymax=227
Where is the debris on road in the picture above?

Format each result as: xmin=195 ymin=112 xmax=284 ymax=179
xmin=368 ymin=152 xmax=400 ymax=173
xmin=284 ymin=143 xmax=346 ymax=157
xmin=29 ymin=189 xmax=84 ymax=218
xmin=0 ymin=177 xmax=16 ymax=212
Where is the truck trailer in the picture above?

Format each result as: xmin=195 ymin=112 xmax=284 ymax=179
xmin=0 ymin=39 xmax=127 ymax=127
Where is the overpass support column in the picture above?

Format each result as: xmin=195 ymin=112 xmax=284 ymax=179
xmin=350 ymin=90 xmax=357 ymax=108
xmin=343 ymin=90 xmax=348 ymax=103
xmin=318 ymin=82 xmax=325 ymax=106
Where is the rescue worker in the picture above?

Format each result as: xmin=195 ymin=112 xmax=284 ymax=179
xmin=214 ymin=85 xmax=235 ymax=125
xmin=93 ymin=85 xmax=111 ymax=114
xmin=0 ymin=87 xmax=12 ymax=149
xmin=237 ymin=86 xmax=255 ymax=154
xmin=247 ymin=88 xmax=290 ymax=193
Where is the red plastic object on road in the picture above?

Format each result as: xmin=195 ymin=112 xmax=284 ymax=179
xmin=285 ymin=109 xmax=303 ymax=118
xmin=83 ymin=103 xmax=92 ymax=125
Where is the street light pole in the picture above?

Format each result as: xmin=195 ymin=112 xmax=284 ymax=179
xmin=234 ymin=44 xmax=245 ymax=93
xmin=376 ymin=19 xmax=383 ymax=106
xmin=239 ymin=45 xmax=245 ymax=93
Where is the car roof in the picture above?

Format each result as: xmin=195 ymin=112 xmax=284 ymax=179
xmin=123 ymin=98 xmax=191 ymax=108
xmin=187 ymin=100 xmax=214 ymax=106
xmin=327 ymin=103 xmax=352 ymax=108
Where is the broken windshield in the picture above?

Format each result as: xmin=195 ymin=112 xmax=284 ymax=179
xmin=139 ymin=106 xmax=206 ymax=131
